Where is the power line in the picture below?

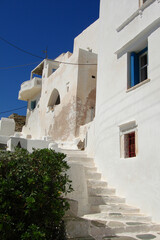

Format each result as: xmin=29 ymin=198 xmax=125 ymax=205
xmin=0 ymin=36 xmax=44 ymax=59
xmin=50 ymin=59 xmax=97 ymax=66
xmin=0 ymin=36 xmax=97 ymax=67
xmin=0 ymin=59 xmax=97 ymax=70
xmin=0 ymin=106 xmax=27 ymax=115
xmin=0 ymin=61 xmax=40 ymax=70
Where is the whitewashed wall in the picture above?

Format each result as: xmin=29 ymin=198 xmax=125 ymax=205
xmin=94 ymin=0 xmax=160 ymax=221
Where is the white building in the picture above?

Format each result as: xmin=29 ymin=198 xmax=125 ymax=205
xmin=1 ymin=0 xmax=160 ymax=238
xmin=18 ymin=20 xmax=98 ymax=145
xmin=88 ymin=0 xmax=160 ymax=222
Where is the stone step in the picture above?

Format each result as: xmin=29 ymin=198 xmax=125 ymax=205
xmin=89 ymin=195 xmax=126 ymax=205
xmin=84 ymin=166 xmax=97 ymax=172
xmin=83 ymin=212 xmax=152 ymax=223
xmin=65 ymin=215 xmax=160 ymax=239
xmin=88 ymin=187 xmax=116 ymax=196
xmin=67 ymin=156 xmax=94 ymax=163
xmin=68 ymin=161 xmax=95 ymax=169
xmin=87 ymin=179 xmax=108 ymax=188
xmin=62 ymin=150 xmax=88 ymax=157
xmin=85 ymin=171 xmax=102 ymax=180
xmin=108 ymin=222 xmax=160 ymax=235
xmin=90 ymin=203 xmax=140 ymax=214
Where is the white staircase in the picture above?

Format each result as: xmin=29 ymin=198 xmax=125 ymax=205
xmin=62 ymin=149 xmax=160 ymax=240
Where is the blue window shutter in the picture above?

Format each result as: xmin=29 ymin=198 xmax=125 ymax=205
xmin=130 ymin=52 xmax=139 ymax=87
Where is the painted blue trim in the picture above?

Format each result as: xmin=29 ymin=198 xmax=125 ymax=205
xmin=137 ymin=47 xmax=148 ymax=56
xmin=130 ymin=52 xmax=139 ymax=87
xmin=130 ymin=52 xmax=135 ymax=87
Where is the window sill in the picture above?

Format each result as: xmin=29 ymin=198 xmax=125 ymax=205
xmin=120 ymin=156 xmax=137 ymax=160
xmin=126 ymin=78 xmax=150 ymax=93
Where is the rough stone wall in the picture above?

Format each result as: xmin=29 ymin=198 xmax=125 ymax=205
xmin=8 ymin=114 xmax=26 ymax=132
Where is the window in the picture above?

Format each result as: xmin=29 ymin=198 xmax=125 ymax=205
xmin=30 ymin=100 xmax=36 ymax=110
xmin=119 ymin=121 xmax=137 ymax=158
xmin=130 ymin=47 xmax=148 ymax=88
xmin=124 ymin=132 xmax=136 ymax=158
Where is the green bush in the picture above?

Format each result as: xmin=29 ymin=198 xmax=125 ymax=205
xmin=0 ymin=148 xmax=73 ymax=240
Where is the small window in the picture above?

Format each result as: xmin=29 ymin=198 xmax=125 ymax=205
xmin=124 ymin=132 xmax=136 ymax=158
xmin=119 ymin=121 xmax=137 ymax=158
xmin=30 ymin=100 xmax=36 ymax=110
xmin=130 ymin=47 xmax=148 ymax=88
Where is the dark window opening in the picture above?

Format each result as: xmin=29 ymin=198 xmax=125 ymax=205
xmin=124 ymin=131 xmax=136 ymax=158
xmin=31 ymin=100 xmax=36 ymax=110
xmin=92 ymin=75 xmax=96 ymax=79
xmin=55 ymin=95 xmax=60 ymax=105
xmin=128 ymin=132 xmax=136 ymax=158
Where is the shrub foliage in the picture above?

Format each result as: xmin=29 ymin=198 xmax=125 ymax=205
xmin=0 ymin=148 xmax=73 ymax=240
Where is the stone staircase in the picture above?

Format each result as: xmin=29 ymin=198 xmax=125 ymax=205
xmin=62 ymin=149 xmax=160 ymax=240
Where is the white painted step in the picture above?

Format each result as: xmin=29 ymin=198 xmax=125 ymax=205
xmin=90 ymin=203 xmax=140 ymax=214
xmin=89 ymin=195 xmax=126 ymax=205
xmin=85 ymin=171 xmax=101 ymax=180
xmin=83 ymin=212 xmax=152 ymax=223
xmin=88 ymin=187 xmax=116 ymax=196
xmin=61 ymin=150 xmax=88 ymax=157
xmin=87 ymin=179 xmax=108 ymax=187
xmin=67 ymin=156 xmax=94 ymax=163
xmin=84 ymin=166 xmax=97 ymax=172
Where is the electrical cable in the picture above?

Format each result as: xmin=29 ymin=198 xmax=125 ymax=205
xmin=0 ymin=36 xmax=44 ymax=59
xmin=0 ymin=36 xmax=97 ymax=67
xmin=50 ymin=59 xmax=97 ymax=65
xmin=0 ymin=106 xmax=27 ymax=115
xmin=0 ymin=59 xmax=97 ymax=70
xmin=0 ymin=61 xmax=40 ymax=70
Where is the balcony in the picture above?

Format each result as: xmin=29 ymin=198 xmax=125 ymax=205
xmin=18 ymin=77 xmax=42 ymax=101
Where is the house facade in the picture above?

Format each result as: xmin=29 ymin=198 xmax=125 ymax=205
xmin=18 ymin=20 xmax=99 ymax=144
xmin=87 ymin=0 xmax=160 ymax=222
xmin=1 ymin=0 xmax=160 ymax=230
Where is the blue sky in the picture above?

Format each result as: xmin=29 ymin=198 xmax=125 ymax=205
xmin=0 ymin=0 xmax=100 ymax=118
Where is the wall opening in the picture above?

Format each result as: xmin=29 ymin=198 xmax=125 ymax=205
xmin=119 ymin=121 xmax=137 ymax=158
xmin=48 ymin=89 xmax=60 ymax=110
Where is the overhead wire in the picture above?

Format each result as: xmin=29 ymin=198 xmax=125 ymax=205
xmin=0 ymin=36 xmax=97 ymax=68
xmin=0 ymin=61 xmax=40 ymax=70
xmin=0 ymin=36 xmax=44 ymax=59
xmin=0 ymin=106 xmax=27 ymax=115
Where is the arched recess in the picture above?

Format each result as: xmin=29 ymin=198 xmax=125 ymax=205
xmin=48 ymin=88 xmax=60 ymax=110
